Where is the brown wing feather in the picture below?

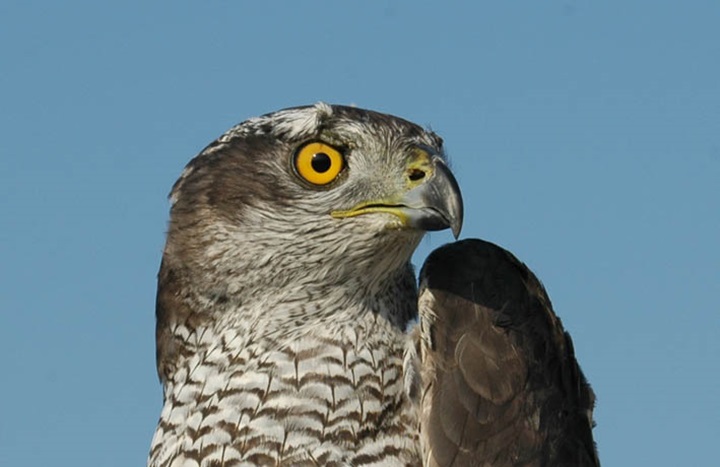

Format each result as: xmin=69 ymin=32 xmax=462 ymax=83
xmin=418 ymin=239 xmax=599 ymax=466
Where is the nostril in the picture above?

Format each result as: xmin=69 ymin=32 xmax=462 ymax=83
xmin=408 ymin=168 xmax=426 ymax=182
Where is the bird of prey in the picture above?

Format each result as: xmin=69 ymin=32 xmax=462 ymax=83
xmin=148 ymin=103 xmax=599 ymax=466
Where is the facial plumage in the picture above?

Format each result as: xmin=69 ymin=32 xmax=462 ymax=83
xmin=163 ymin=103 xmax=456 ymax=304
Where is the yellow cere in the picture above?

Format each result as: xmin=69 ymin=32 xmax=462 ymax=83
xmin=406 ymin=147 xmax=433 ymax=189
xmin=294 ymin=142 xmax=344 ymax=185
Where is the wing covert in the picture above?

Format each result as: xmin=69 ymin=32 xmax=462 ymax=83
xmin=417 ymin=239 xmax=599 ymax=466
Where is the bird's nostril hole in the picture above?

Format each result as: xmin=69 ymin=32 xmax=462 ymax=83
xmin=408 ymin=169 xmax=426 ymax=182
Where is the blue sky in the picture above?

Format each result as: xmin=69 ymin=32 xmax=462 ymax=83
xmin=1 ymin=1 xmax=718 ymax=465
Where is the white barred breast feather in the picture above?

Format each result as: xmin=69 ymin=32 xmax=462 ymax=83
xmin=149 ymin=293 xmax=420 ymax=466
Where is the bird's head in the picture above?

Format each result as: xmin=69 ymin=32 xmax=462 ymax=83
xmin=163 ymin=103 xmax=463 ymax=298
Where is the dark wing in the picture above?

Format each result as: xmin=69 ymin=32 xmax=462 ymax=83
xmin=417 ymin=239 xmax=599 ymax=467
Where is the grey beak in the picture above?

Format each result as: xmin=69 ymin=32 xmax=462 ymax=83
xmin=400 ymin=157 xmax=464 ymax=238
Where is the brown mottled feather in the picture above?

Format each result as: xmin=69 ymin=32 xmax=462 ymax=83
xmin=418 ymin=239 xmax=599 ymax=466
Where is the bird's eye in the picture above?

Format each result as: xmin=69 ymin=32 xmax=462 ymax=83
xmin=294 ymin=142 xmax=345 ymax=185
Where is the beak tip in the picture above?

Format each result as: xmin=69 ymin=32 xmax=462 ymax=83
xmin=449 ymin=207 xmax=463 ymax=239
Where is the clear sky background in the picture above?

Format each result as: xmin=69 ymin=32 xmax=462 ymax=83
xmin=1 ymin=1 xmax=718 ymax=466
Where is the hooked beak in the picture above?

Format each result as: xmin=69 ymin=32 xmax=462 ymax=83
xmin=400 ymin=157 xmax=463 ymax=238
xmin=331 ymin=156 xmax=464 ymax=238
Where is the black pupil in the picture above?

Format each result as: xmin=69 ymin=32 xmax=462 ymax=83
xmin=311 ymin=153 xmax=332 ymax=173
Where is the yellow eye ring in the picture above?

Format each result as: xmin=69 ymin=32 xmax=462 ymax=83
xmin=294 ymin=142 xmax=344 ymax=185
